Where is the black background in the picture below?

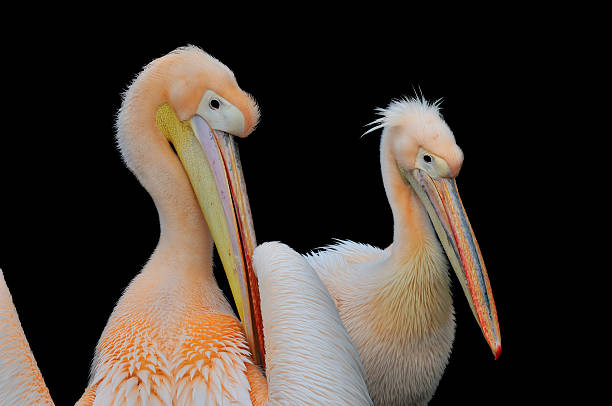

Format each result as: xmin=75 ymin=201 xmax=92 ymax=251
xmin=0 ymin=11 xmax=579 ymax=405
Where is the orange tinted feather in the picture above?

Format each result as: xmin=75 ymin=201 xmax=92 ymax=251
xmin=74 ymin=383 xmax=98 ymax=406
xmin=89 ymin=308 xmax=259 ymax=405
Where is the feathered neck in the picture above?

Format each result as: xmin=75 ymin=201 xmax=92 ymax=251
xmin=374 ymin=130 xmax=452 ymax=335
xmin=115 ymin=62 xmax=213 ymax=278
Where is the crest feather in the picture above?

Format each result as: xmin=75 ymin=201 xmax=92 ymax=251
xmin=363 ymin=95 xmax=443 ymax=137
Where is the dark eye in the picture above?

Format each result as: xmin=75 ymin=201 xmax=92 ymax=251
xmin=423 ymin=154 xmax=432 ymax=163
xmin=209 ymin=98 xmax=221 ymax=110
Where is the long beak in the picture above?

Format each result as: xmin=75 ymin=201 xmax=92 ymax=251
xmin=155 ymin=103 xmax=265 ymax=367
xmin=402 ymin=168 xmax=502 ymax=359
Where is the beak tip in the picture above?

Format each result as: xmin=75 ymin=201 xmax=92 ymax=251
xmin=493 ymin=342 xmax=502 ymax=360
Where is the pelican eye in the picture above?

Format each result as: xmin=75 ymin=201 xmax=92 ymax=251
xmin=423 ymin=154 xmax=432 ymax=163
xmin=209 ymin=98 xmax=221 ymax=110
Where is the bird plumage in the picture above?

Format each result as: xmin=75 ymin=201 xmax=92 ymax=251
xmin=254 ymin=242 xmax=372 ymax=406
xmin=306 ymin=240 xmax=454 ymax=405
xmin=81 ymin=250 xmax=259 ymax=405
xmin=0 ymin=269 xmax=54 ymax=405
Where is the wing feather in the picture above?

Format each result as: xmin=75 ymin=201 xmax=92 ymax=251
xmin=0 ymin=269 xmax=54 ymax=406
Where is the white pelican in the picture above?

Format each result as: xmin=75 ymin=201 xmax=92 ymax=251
xmin=271 ymin=97 xmax=501 ymax=405
xmin=0 ymin=46 xmax=372 ymax=405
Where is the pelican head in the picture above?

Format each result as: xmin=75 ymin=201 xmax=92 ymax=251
xmin=368 ymin=97 xmax=501 ymax=359
xmin=116 ymin=45 xmax=264 ymax=365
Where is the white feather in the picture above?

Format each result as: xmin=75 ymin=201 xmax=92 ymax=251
xmin=254 ymin=242 xmax=373 ymax=406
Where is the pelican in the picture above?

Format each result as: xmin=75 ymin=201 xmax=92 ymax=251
xmin=271 ymin=97 xmax=501 ymax=405
xmin=0 ymin=46 xmax=372 ymax=405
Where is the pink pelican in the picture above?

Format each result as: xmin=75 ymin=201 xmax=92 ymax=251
xmin=0 ymin=46 xmax=372 ymax=406
xmin=274 ymin=97 xmax=501 ymax=404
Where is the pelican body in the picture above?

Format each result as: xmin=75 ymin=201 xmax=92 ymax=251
xmin=276 ymin=98 xmax=501 ymax=405
xmin=0 ymin=46 xmax=372 ymax=406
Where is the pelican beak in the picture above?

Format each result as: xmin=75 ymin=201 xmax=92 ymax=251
xmin=155 ymin=103 xmax=265 ymax=367
xmin=402 ymin=167 xmax=502 ymax=359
